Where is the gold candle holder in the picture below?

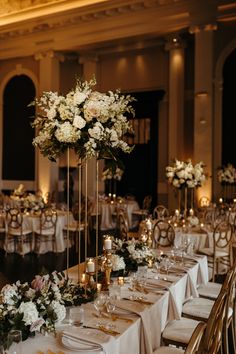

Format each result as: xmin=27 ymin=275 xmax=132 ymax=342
xmin=102 ymin=250 xmax=113 ymax=290
xmin=85 ymin=258 xmax=96 ymax=287
xmin=147 ymin=229 xmax=153 ymax=248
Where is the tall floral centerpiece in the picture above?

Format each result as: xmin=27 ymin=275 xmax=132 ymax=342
xmin=31 ymin=76 xmax=135 ymax=279
xmin=166 ymin=159 xmax=206 ymax=215
xmin=31 ymin=77 xmax=135 ymax=162
xmin=102 ymin=164 xmax=124 ymax=196
xmin=217 ymin=163 xmax=236 ymax=202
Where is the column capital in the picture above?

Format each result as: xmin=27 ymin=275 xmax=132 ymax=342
xmin=34 ymin=50 xmax=65 ymax=62
xmin=164 ymin=35 xmax=186 ymax=51
xmin=189 ymin=23 xmax=217 ymax=34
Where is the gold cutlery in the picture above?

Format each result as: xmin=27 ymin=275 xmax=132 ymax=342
xmin=123 ymin=297 xmax=154 ymax=305
xmin=92 ymin=312 xmax=133 ymax=323
xmin=83 ymin=325 xmax=120 ymax=336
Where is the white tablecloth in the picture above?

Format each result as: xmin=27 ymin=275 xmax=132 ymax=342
xmin=95 ymin=200 xmax=140 ymax=230
xmin=19 ymin=255 xmax=208 ymax=354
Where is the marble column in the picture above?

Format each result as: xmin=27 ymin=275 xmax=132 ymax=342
xmin=190 ymin=25 xmax=217 ymax=203
xmin=34 ymin=50 xmax=64 ymax=201
xmin=165 ymin=36 xmax=185 ymax=211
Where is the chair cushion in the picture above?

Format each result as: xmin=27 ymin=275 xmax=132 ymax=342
xmin=197 ymin=282 xmax=222 ymax=299
xmin=35 ymin=228 xmax=54 ymax=236
xmin=198 ymin=247 xmax=213 ymax=256
xmin=8 ymin=229 xmax=32 ymax=236
xmin=182 ymin=297 xmax=214 ymax=319
xmin=162 ymin=317 xmax=200 ymax=344
xmin=154 ymin=347 xmax=184 ymax=354
xmin=215 ymin=250 xmax=229 ymax=258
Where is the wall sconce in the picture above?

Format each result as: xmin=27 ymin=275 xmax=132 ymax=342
xmin=195 ymin=91 xmax=208 ymax=98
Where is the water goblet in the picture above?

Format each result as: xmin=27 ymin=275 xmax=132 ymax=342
xmin=69 ymin=306 xmax=85 ymax=327
xmin=7 ymin=330 xmax=22 ymax=354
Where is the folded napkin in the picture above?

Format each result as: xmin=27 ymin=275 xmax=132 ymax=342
xmin=114 ymin=299 xmax=154 ymax=354
xmin=61 ymin=326 xmax=117 ymax=354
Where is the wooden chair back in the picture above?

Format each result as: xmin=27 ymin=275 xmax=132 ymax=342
xmin=153 ymin=205 xmax=169 ymax=220
xmin=153 ymin=220 xmax=175 ymax=248
xmin=6 ymin=208 xmax=23 ymax=234
xmin=39 ymin=208 xmax=57 ymax=234
xmin=200 ymin=289 xmax=228 ymax=354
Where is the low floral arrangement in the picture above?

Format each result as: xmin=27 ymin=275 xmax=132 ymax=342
xmin=113 ymin=239 xmax=155 ymax=272
xmin=22 ymin=193 xmax=45 ymax=212
xmin=166 ymin=159 xmax=206 ymax=189
xmin=217 ymin=163 xmax=236 ymax=184
xmin=0 ymin=271 xmax=95 ymax=349
xmin=31 ymin=77 xmax=135 ymax=163
xmin=187 ymin=215 xmax=199 ymax=227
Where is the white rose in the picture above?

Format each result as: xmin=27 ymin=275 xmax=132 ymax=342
xmin=73 ymin=115 xmax=86 ymax=129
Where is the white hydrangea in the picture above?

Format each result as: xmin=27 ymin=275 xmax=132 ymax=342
xmin=18 ymin=301 xmax=39 ymax=326
xmin=1 ymin=284 xmax=18 ymax=305
xmin=50 ymin=300 xmax=66 ymax=323
xmin=55 ymin=122 xmax=80 ymax=143
xmin=88 ymin=121 xmax=104 ymax=140
xmin=111 ymin=254 xmax=126 ymax=271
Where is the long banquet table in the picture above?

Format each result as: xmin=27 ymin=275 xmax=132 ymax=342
xmin=20 ymin=254 xmax=208 ymax=354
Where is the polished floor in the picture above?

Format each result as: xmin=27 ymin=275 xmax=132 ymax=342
xmin=0 ymin=229 xmax=106 ymax=286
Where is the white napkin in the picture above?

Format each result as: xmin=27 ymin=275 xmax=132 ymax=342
xmin=61 ymin=326 xmax=117 ymax=354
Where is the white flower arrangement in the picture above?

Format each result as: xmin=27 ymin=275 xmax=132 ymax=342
xmin=22 ymin=193 xmax=45 ymax=211
xmin=217 ymin=163 xmax=236 ymax=184
xmin=166 ymin=159 xmax=206 ymax=189
xmin=113 ymin=239 xmax=155 ymax=270
xmin=0 ymin=271 xmax=95 ymax=349
xmin=31 ymin=77 xmax=135 ymax=162
xmin=102 ymin=166 xmax=124 ymax=181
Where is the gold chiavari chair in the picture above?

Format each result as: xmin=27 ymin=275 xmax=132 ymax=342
xmin=153 ymin=322 xmax=206 ymax=354
xmin=34 ymin=208 xmax=58 ymax=254
xmin=161 ymin=287 xmax=228 ymax=354
xmin=198 ymin=220 xmax=234 ymax=281
xmin=153 ymin=205 xmax=169 ymax=220
xmin=5 ymin=207 xmax=32 ymax=257
xmin=117 ymin=211 xmax=139 ymax=240
xmin=152 ymin=219 xmax=175 ymax=250
xmin=162 ymin=261 xmax=236 ymax=354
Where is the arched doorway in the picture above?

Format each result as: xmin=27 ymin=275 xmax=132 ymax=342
xmin=222 ymin=48 xmax=236 ymax=166
xmin=2 ymin=75 xmax=35 ymax=192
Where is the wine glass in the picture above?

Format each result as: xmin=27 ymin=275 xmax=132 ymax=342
xmin=93 ymin=292 xmax=108 ymax=318
xmin=161 ymin=256 xmax=172 ymax=276
xmin=153 ymin=261 xmax=160 ymax=279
